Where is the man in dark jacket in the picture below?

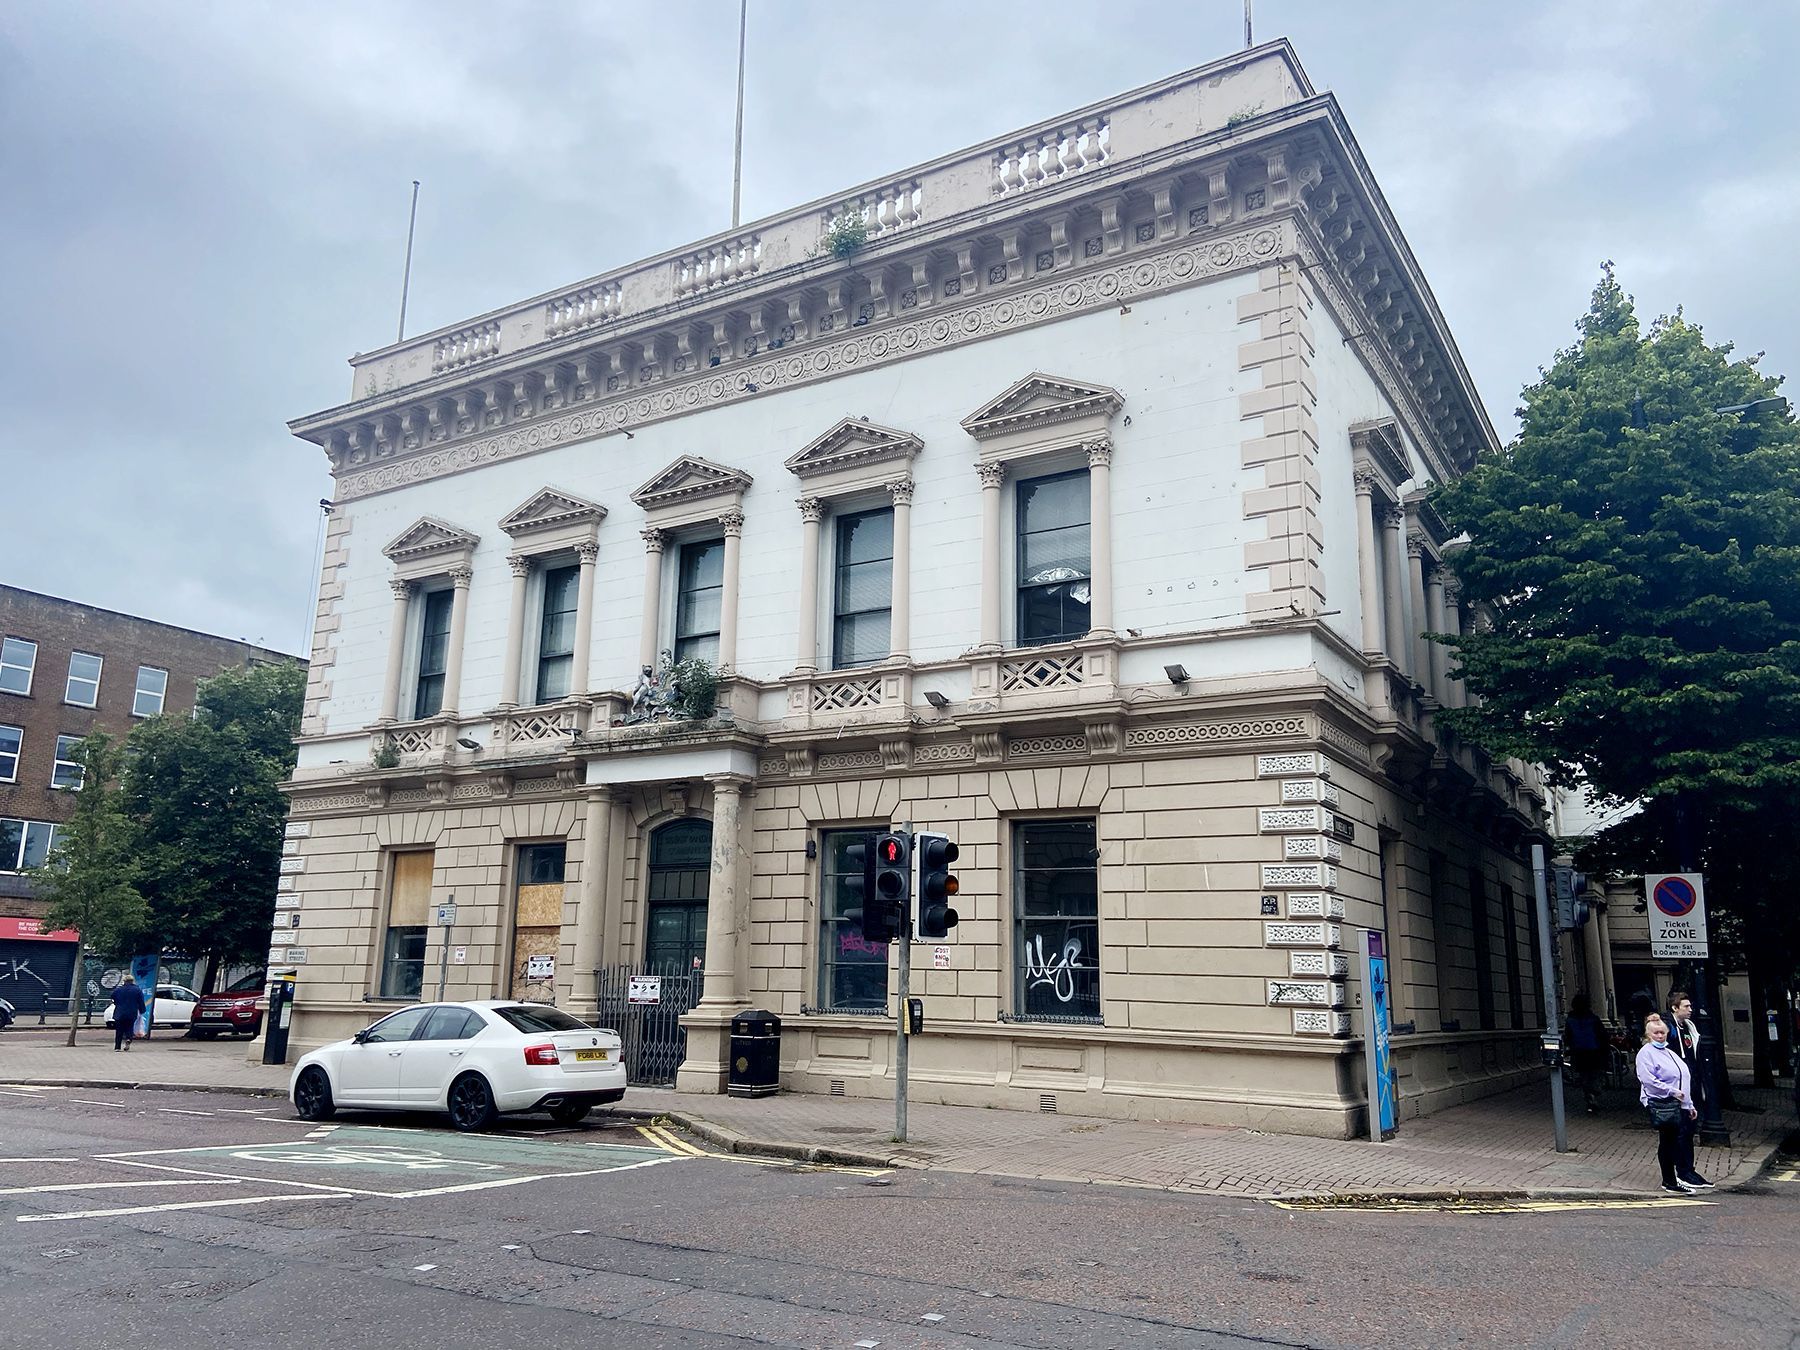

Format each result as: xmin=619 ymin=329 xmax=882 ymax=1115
xmin=110 ymin=978 xmax=146 ymax=1052
xmin=1665 ymin=989 xmax=1712 ymax=1186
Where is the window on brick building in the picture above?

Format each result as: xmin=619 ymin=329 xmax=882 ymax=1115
xmin=1015 ymin=470 xmax=1091 ymax=645
xmin=65 ymin=651 xmax=102 ymax=707
xmin=533 ymin=564 xmax=580 ymax=704
xmin=817 ymin=829 xmax=889 ymax=1012
xmin=674 ymin=540 xmax=724 ymax=665
xmin=380 ymin=850 xmax=434 ymax=999
xmin=51 ymin=735 xmax=84 ymax=791
xmin=0 ymin=724 xmax=19 ymax=782
xmin=133 ymin=666 xmax=168 ymax=717
xmin=0 ymin=819 xmax=59 ymax=871
xmin=0 ymin=637 xmax=35 ymax=696
xmin=412 ymin=590 xmax=454 ymax=719
xmin=1013 ymin=817 xmax=1101 ymax=1022
xmin=832 ymin=509 xmax=893 ymax=669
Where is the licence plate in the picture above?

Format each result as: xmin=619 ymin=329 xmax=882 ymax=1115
xmin=574 ymin=1049 xmax=608 ymax=1062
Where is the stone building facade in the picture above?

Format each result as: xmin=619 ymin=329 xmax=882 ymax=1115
xmin=281 ymin=41 xmax=1548 ymax=1138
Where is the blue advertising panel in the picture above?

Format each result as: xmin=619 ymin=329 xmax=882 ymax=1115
xmin=1367 ymin=932 xmax=1397 ymax=1136
xmin=130 ymin=954 xmax=160 ymax=1036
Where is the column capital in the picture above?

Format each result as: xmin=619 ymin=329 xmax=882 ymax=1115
xmin=796 ymin=496 xmax=825 ymax=523
xmin=888 ymin=478 xmax=915 ymax=506
xmin=575 ymin=540 xmax=601 ymax=565
xmin=1352 ymin=464 xmax=1380 ymax=496
xmin=1383 ymin=504 xmax=1408 ymax=531
xmin=718 ymin=508 xmax=746 ymax=537
xmin=1083 ymin=437 xmax=1113 ymax=468
xmin=640 ymin=526 xmax=668 ymax=553
xmin=976 ymin=460 xmax=1007 ymax=489
xmin=1441 ymin=577 xmax=1463 ymax=608
xmin=388 ymin=578 xmax=416 ymax=601
xmin=506 ymin=554 xmax=534 ymax=579
xmin=704 ymin=772 xmax=754 ymax=796
xmin=1405 ymin=531 xmax=1429 ymax=559
xmin=449 ymin=565 xmax=474 ymax=587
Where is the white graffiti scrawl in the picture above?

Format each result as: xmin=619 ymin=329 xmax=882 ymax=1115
xmin=1022 ymin=934 xmax=1084 ymax=1004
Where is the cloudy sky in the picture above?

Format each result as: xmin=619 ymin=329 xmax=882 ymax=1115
xmin=3 ymin=1 xmax=1793 ymax=656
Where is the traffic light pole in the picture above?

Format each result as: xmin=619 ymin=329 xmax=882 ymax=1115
xmin=895 ymin=821 xmax=912 ymax=1144
xmin=1530 ymin=846 xmax=1570 ymax=1154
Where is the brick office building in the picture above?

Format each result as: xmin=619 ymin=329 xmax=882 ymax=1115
xmin=0 ymin=585 xmax=298 ymax=1010
xmin=280 ymin=41 xmax=1551 ymax=1137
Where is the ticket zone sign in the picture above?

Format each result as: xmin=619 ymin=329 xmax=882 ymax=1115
xmin=1645 ymin=873 xmax=1709 ymax=959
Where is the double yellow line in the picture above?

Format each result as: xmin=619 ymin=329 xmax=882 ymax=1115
xmin=632 ymin=1123 xmax=891 ymax=1177
xmin=636 ymin=1123 xmax=706 ymax=1157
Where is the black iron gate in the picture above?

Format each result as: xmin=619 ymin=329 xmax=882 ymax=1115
xmin=594 ymin=965 xmax=702 ymax=1087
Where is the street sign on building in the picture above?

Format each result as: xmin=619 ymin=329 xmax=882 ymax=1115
xmin=1645 ymin=873 xmax=1709 ymax=958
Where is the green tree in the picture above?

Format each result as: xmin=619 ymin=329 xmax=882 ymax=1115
xmin=32 ymin=733 xmax=148 ymax=1045
xmin=123 ymin=662 xmax=305 ymax=987
xmin=1432 ymin=264 xmax=1800 ymax=813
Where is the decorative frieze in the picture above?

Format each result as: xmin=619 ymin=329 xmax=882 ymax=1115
xmin=1279 ymin=777 xmax=1340 ymax=806
xmin=1259 ymin=805 xmax=1324 ymax=833
xmin=1008 ymin=734 xmax=1088 ymax=758
xmin=816 ymin=749 xmax=884 ymax=773
xmin=1124 ymin=716 xmax=1308 ymax=749
xmin=1260 ymin=862 xmax=1339 ymax=891
xmin=1292 ymin=1009 xmax=1353 ymax=1037
xmin=1263 ymin=921 xmax=1343 ymax=949
xmin=1289 ymin=951 xmax=1351 ymax=978
xmin=1266 ymin=979 xmax=1346 ymax=1008
xmin=1256 ymin=751 xmax=1335 ymax=779
xmin=1282 ymin=834 xmax=1343 ymax=862
xmin=1283 ymin=892 xmax=1346 ymax=921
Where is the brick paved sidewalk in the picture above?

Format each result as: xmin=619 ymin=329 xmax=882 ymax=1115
xmin=4 ymin=1026 xmax=1790 ymax=1198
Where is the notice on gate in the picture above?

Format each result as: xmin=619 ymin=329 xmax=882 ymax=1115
xmin=1646 ymin=873 xmax=1709 ymax=958
xmin=628 ymin=975 xmax=662 ymax=1005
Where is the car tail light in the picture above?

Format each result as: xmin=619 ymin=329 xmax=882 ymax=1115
xmin=523 ymin=1043 xmax=560 ymax=1066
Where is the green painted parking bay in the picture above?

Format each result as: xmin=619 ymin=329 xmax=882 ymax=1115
xmin=106 ymin=1125 xmax=680 ymax=1197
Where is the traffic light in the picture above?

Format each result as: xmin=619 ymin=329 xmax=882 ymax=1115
xmin=842 ymin=834 xmax=883 ymax=944
xmin=914 ymin=831 xmax=960 ymax=940
xmin=1553 ymin=864 xmax=1590 ymax=931
xmin=872 ymin=832 xmax=911 ymax=945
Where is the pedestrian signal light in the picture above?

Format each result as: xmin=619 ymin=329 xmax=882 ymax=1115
xmin=861 ymin=831 xmax=909 ymax=944
xmin=914 ymin=831 xmax=960 ymax=941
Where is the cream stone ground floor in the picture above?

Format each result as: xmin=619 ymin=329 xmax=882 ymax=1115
xmin=278 ymin=719 xmax=1545 ymax=1140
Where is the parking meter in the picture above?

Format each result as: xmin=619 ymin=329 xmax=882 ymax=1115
xmin=261 ymin=973 xmax=297 ymax=1065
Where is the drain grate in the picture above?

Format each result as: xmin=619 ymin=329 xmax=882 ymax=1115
xmin=829 ymin=1079 xmax=846 ymax=1097
xmin=1039 ymin=1093 xmax=1058 ymax=1113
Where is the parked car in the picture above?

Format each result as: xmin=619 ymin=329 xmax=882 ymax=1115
xmin=0 ymin=996 xmax=14 ymax=1030
xmin=189 ymin=971 xmax=267 ymax=1039
xmin=103 ymin=983 xmax=199 ymax=1030
xmin=289 ymin=1001 xmax=625 ymax=1131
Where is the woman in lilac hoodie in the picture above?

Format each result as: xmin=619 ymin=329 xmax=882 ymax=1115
xmin=1636 ymin=1013 xmax=1711 ymax=1193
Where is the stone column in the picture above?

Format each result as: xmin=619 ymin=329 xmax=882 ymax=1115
xmin=1405 ymin=533 xmax=1431 ymax=689
xmin=1353 ymin=470 xmax=1384 ymax=656
xmin=637 ymin=528 xmax=666 ymax=672
xmin=571 ymin=787 xmax=614 ymax=1009
xmin=794 ymin=497 xmax=824 ymax=673
xmin=977 ymin=460 xmax=1007 ymax=652
xmin=888 ymin=478 xmax=913 ymax=660
xmin=379 ymin=579 xmax=414 ymax=723
xmin=717 ymin=508 xmax=745 ymax=675
xmin=1381 ymin=505 xmax=1409 ymax=679
xmin=1441 ymin=578 xmax=1465 ymax=707
xmin=498 ymin=556 xmax=532 ymax=707
xmin=571 ymin=540 xmax=599 ymax=696
xmin=439 ymin=566 xmax=473 ymax=717
xmin=697 ymin=774 xmax=750 ymax=1008
xmin=1424 ymin=564 xmax=1448 ymax=703
xmin=1085 ymin=438 xmax=1115 ymax=637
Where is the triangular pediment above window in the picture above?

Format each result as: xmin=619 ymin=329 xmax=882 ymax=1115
xmin=961 ymin=373 xmax=1125 ymax=442
xmin=630 ymin=455 xmax=754 ymax=511
xmin=382 ymin=516 xmax=479 ymax=564
xmin=784 ymin=417 xmax=923 ymax=479
xmin=498 ymin=487 xmax=608 ymax=539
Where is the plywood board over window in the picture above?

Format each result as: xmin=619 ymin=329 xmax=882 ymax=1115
xmin=511 ymin=844 xmax=566 ymax=1001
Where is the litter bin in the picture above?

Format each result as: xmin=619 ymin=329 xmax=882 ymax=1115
xmin=728 ymin=1008 xmax=781 ymax=1098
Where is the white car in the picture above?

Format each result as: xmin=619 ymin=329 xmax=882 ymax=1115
xmin=103 ymin=984 xmax=199 ymax=1030
xmin=288 ymin=1000 xmax=626 ymax=1131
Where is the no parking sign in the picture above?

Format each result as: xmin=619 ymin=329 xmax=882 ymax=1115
xmin=1645 ymin=873 xmax=1709 ymax=959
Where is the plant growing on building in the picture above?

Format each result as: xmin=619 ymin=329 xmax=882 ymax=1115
xmin=33 ymin=733 xmax=148 ymax=1045
xmin=370 ymin=738 xmax=400 ymax=769
xmin=668 ymin=658 xmax=719 ymax=721
xmin=818 ymin=211 xmax=869 ymax=260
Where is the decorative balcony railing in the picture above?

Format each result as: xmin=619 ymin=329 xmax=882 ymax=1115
xmin=545 ymin=281 xmax=624 ymax=338
xmin=994 ymin=117 xmax=1110 ymax=196
xmin=432 ymin=321 xmax=502 ymax=374
xmin=674 ymin=234 xmax=763 ymax=298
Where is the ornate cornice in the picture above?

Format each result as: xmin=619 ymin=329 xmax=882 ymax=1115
xmin=382 ymin=516 xmax=479 ymax=565
xmin=961 ymin=372 xmax=1124 ymax=442
xmin=629 ymin=454 xmax=754 ymax=512
xmin=1349 ymin=417 xmax=1409 ymax=495
xmin=785 ymin=416 xmax=923 ymax=479
xmin=498 ymin=486 xmax=607 ymax=540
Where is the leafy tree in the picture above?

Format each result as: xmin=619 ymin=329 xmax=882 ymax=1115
xmin=123 ymin=662 xmax=305 ymax=988
xmin=1432 ymin=264 xmax=1800 ymax=812
xmin=32 ymin=733 xmax=148 ymax=1045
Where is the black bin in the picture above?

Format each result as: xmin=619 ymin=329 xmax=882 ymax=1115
xmin=728 ymin=1008 xmax=781 ymax=1098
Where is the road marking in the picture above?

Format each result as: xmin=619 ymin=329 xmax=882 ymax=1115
xmin=156 ymin=1108 xmax=213 ymax=1117
xmin=1767 ymin=1167 xmax=1798 ymax=1183
xmin=71 ymin=1099 xmax=127 ymax=1108
xmin=637 ymin=1125 xmax=705 ymax=1157
xmin=218 ymin=1108 xmax=270 ymax=1115
xmin=100 ymin=1156 xmax=385 ymax=1197
xmin=228 ymin=1143 xmax=501 ymax=1172
xmin=0 ymin=1085 xmax=64 ymax=1092
xmin=0 ymin=1180 xmax=236 ymax=1196
xmin=414 ymin=1264 xmax=437 ymax=1272
xmin=1269 ymin=1197 xmax=1712 ymax=1214
xmin=16 ymin=1193 xmax=349 ymax=1223
xmin=0 ymin=1158 xmax=78 ymax=1164
xmin=627 ymin=1125 xmax=891 ymax=1176
xmin=391 ymin=1154 xmax=682 ymax=1199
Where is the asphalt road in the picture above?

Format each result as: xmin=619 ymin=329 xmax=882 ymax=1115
xmin=0 ymin=1084 xmax=1795 ymax=1349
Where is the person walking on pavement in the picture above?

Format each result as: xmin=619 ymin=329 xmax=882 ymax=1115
xmin=1636 ymin=1013 xmax=1712 ymax=1193
xmin=110 ymin=977 xmax=146 ymax=1052
xmin=1565 ymin=993 xmax=1608 ymax=1113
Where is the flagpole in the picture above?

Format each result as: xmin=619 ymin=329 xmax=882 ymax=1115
xmin=731 ymin=0 xmax=747 ymax=228
xmin=1244 ymin=0 xmax=1253 ymax=47
xmin=397 ymin=179 xmax=421 ymax=343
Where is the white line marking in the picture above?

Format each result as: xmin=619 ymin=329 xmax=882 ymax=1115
xmin=391 ymin=1154 xmax=683 ymax=1199
xmin=413 ymin=1263 xmax=437 ymax=1272
xmin=0 ymin=1157 xmax=79 ymax=1164
xmin=16 ymin=1193 xmax=348 ymax=1223
xmin=0 ymin=1090 xmax=47 ymax=1099
xmin=0 ymin=1180 xmax=236 ymax=1196
xmin=156 ymin=1108 xmax=214 ymax=1117
xmin=71 ymin=1099 xmax=127 ymax=1108
xmin=218 ymin=1109 xmax=268 ymax=1114
xmin=0 ymin=1085 xmax=64 ymax=1092
xmin=99 ymin=1156 xmax=383 ymax=1197
xmin=100 ymin=1141 xmax=305 ymax=1158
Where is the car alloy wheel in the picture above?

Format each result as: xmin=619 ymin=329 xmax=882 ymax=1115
xmin=448 ymin=1073 xmax=498 ymax=1132
xmin=294 ymin=1067 xmax=335 ymax=1121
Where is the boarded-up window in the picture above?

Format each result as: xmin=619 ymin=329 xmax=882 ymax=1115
xmin=381 ymin=851 xmax=434 ymax=999
xmin=511 ymin=843 xmax=566 ymax=1000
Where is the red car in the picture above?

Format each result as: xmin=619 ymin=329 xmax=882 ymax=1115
xmin=188 ymin=972 xmax=266 ymax=1039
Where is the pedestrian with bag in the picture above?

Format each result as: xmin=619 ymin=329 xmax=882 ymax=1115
xmin=109 ymin=976 xmax=146 ymax=1053
xmin=1636 ymin=1012 xmax=1712 ymax=1193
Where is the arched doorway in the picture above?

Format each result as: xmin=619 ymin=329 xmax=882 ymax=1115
xmin=644 ymin=818 xmax=711 ymax=975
